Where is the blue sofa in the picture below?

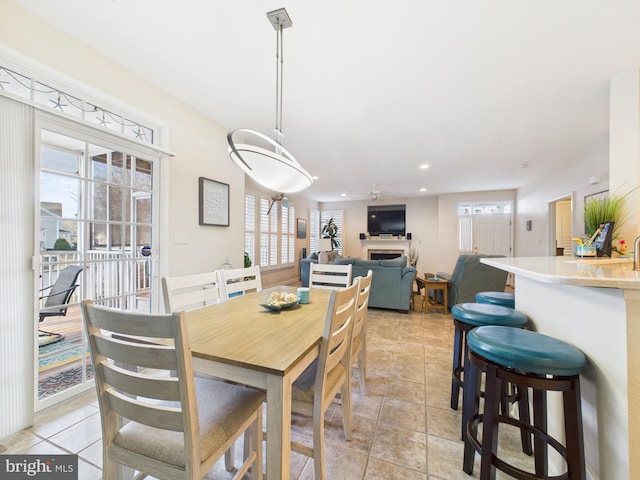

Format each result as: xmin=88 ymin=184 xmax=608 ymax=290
xmin=301 ymin=255 xmax=416 ymax=312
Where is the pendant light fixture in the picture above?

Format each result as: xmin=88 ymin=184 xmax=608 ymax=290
xmin=227 ymin=8 xmax=313 ymax=193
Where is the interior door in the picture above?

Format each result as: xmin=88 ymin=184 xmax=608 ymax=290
xmin=555 ymin=198 xmax=573 ymax=255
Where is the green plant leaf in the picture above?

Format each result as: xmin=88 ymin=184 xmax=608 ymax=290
xmin=584 ymin=192 xmax=632 ymax=239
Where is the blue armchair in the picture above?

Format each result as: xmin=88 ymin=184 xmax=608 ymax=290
xmin=436 ymin=254 xmax=508 ymax=308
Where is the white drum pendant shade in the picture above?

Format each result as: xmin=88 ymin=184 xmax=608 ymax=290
xmin=227 ymin=129 xmax=312 ymax=193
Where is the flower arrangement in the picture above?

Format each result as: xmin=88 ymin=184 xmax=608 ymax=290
xmin=613 ymin=239 xmax=628 ymax=255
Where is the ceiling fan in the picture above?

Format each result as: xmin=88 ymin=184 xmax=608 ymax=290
xmin=352 ymin=184 xmax=393 ymax=201
xmin=266 ymin=193 xmax=290 ymax=215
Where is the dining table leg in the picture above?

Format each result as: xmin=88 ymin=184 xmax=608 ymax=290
xmin=266 ymin=373 xmax=292 ymax=480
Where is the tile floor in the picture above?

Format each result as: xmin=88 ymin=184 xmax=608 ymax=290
xmin=1 ymin=308 xmax=534 ymax=479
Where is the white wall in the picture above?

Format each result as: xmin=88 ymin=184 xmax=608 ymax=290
xmin=318 ymin=197 xmax=438 ymax=273
xmin=514 ymin=139 xmax=610 ymax=257
xmin=321 ymin=192 xmax=525 ymax=276
xmin=609 ymin=69 xmax=640 ymax=243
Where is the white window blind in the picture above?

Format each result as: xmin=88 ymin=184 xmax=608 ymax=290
xmin=260 ymin=198 xmax=277 ymax=267
xmin=245 ymin=192 xmax=296 ymax=270
xmin=281 ymin=203 xmax=295 ymax=264
xmin=0 ymin=97 xmax=34 ymax=438
xmin=309 ymin=208 xmax=320 ymax=253
xmin=244 ymin=194 xmax=256 ymax=266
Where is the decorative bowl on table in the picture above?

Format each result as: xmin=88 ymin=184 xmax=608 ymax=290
xmin=260 ymin=291 xmax=299 ymax=311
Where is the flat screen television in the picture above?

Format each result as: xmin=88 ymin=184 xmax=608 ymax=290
xmin=367 ymin=204 xmax=406 ymax=236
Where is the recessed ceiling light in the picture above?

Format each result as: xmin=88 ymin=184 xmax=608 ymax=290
xmin=312 ymin=175 xmax=320 ymax=180
xmin=420 ymin=187 xmax=427 ymax=192
xmin=340 ymin=193 xmax=347 ymax=197
xmin=419 ymin=164 xmax=429 ymax=170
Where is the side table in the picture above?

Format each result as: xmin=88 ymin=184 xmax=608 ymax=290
xmin=423 ymin=276 xmax=449 ymax=313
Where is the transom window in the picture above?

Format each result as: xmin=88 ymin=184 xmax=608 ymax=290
xmin=1 ymin=65 xmax=156 ymax=145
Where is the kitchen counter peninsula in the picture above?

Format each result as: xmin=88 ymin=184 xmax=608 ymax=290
xmin=481 ymin=256 xmax=639 ymax=480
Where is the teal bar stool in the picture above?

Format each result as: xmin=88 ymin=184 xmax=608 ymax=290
xmin=450 ymin=303 xmax=528 ymax=411
xmin=463 ymin=326 xmax=587 ymax=480
xmin=475 ymin=291 xmax=515 ymax=309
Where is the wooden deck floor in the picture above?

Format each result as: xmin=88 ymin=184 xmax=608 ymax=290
xmin=38 ymin=304 xmax=83 ymax=344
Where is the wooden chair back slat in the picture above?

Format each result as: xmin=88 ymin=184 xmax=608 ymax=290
xmin=93 ymin=334 xmax=178 ymax=371
xmin=219 ymin=266 xmax=262 ymax=299
xmin=309 ymin=263 xmax=353 ymax=290
xmin=162 ymin=271 xmax=223 ymax=313
xmin=105 ymin=387 xmax=184 ymax=431
xmin=100 ymin=362 xmax=181 ymax=401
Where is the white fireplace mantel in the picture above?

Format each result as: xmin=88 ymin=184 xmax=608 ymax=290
xmin=361 ymin=238 xmax=411 ymax=259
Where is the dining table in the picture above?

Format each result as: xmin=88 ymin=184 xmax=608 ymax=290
xmin=183 ymin=285 xmax=332 ymax=480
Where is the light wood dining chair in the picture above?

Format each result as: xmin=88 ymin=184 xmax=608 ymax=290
xmin=81 ymin=300 xmax=265 ymax=480
xmin=291 ymin=278 xmax=360 ymax=480
xmin=351 ymin=270 xmax=373 ymax=396
xmin=219 ymin=266 xmax=262 ymax=300
xmin=161 ymin=270 xmax=238 ymax=470
xmin=309 ymin=262 xmax=353 ymax=290
xmin=161 ymin=270 xmax=224 ymax=313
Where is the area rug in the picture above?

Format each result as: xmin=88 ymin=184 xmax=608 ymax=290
xmin=38 ymin=366 xmax=93 ymax=399
xmin=38 ymin=331 xmax=65 ymax=347
xmin=39 ymin=341 xmax=86 ymax=372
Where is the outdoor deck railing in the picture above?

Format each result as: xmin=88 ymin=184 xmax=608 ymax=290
xmin=39 ymin=250 xmax=152 ymax=310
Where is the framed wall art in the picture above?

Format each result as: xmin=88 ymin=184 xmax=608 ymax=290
xmin=199 ymin=177 xmax=229 ymax=226
xmin=297 ymin=218 xmax=307 ymax=239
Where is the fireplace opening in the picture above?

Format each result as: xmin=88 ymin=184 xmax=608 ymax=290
xmin=369 ymin=252 xmax=402 ymax=261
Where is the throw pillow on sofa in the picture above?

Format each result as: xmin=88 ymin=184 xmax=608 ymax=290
xmin=319 ymin=251 xmax=339 ymax=264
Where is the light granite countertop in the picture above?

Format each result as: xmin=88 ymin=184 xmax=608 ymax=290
xmin=481 ymin=256 xmax=640 ymax=289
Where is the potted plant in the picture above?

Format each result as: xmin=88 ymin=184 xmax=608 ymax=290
xmin=321 ymin=217 xmax=341 ymax=250
xmin=583 ymin=191 xmax=632 ymax=240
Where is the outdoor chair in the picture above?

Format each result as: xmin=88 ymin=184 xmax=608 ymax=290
xmin=81 ymin=300 xmax=265 ymax=480
xmin=38 ymin=265 xmax=83 ymax=344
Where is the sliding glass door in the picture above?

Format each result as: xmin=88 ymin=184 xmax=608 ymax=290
xmin=36 ymin=124 xmax=158 ymax=409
